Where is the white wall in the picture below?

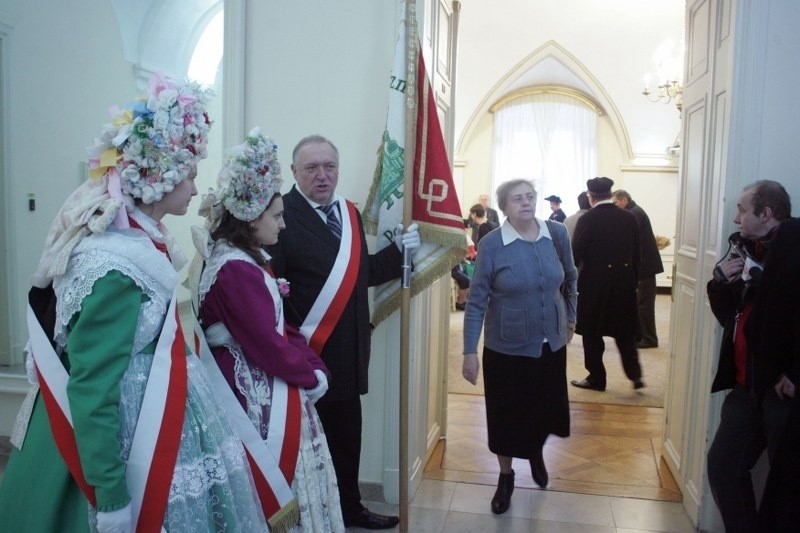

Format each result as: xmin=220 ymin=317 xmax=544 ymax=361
xmin=0 ymin=0 xmax=136 ymax=363
xmin=756 ymin=1 xmax=800 ymax=209
xmin=242 ymin=1 xmax=397 ymax=207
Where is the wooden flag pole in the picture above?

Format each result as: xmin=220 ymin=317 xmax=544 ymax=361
xmin=399 ymin=1 xmax=418 ymax=531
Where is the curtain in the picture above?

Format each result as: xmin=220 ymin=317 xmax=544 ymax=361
xmin=491 ymin=92 xmax=597 ymax=218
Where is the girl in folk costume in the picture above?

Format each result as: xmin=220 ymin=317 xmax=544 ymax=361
xmin=0 ymin=74 xmax=268 ymax=532
xmin=190 ymin=128 xmax=344 ymax=532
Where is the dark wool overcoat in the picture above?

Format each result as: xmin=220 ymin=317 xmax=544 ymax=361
xmin=571 ymin=202 xmax=641 ymax=337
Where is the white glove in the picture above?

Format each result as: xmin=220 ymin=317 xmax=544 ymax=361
xmin=395 ymin=223 xmax=421 ymax=252
xmin=306 ymin=369 xmax=329 ymax=404
xmin=97 ymin=503 xmax=133 ymax=533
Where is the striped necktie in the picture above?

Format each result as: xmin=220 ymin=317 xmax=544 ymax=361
xmin=318 ymin=203 xmax=342 ymax=239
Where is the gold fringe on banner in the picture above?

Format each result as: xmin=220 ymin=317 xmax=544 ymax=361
xmin=363 ymin=140 xmax=386 ymax=236
xmin=370 ymin=247 xmax=463 ymax=326
xmin=267 ymin=499 xmax=300 ymax=533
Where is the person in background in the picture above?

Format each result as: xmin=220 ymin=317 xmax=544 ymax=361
xmin=705 ymin=180 xmax=792 ymax=533
xmin=479 ymin=192 xmax=500 ymax=224
xmin=451 ymin=259 xmax=473 ymax=311
xmin=571 ymin=177 xmax=644 ymax=393
xmin=752 ymin=216 xmax=800 ymax=532
xmin=269 ymin=134 xmax=420 ymax=530
xmin=192 ymin=128 xmax=344 ymax=531
xmin=469 ymin=203 xmax=499 ymax=245
xmin=452 ymin=221 xmax=476 ymax=311
xmin=462 ymin=178 xmax=576 ymax=515
xmin=563 ymin=191 xmax=590 ymax=239
xmin=544 ymin=194 xmax=567 ymax=223
xmin=0 ymin=74 xmax=267 ymax=531
xmin=612 ymin=189 xmax=665 ymax=349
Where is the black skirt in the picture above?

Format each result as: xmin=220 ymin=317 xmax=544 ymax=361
xmin=483 ymin=344 xmax=570 ymax=458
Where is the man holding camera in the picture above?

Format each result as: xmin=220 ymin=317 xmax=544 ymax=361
xmin=706 ymin=180 xmax=792 ymax=533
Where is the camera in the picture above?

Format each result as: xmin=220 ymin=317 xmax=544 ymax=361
xmin=712 ymin=264 xmax=728 ymax=283
xmin=728 ymin=232 xmax=749 ymax=261
xmin=712 ymin=232 xmax=764 ymax=284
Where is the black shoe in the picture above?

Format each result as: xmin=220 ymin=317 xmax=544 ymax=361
xmin=636 ymin=342 xmax=658 ymax=349
xmin=455 ymin=302 xmax=466 ymax=311
xmin=633 ymin=378 xmax=646 ymax=390
xmin=491 ymin=470 xmax=515 ymax=515
xmin=530 ymin=449 xmax=548 ymax=488
xmin=570 ymin=378 xmax=606 ymax=392
xmin=344 ymin=509 xmax=400 ymax=529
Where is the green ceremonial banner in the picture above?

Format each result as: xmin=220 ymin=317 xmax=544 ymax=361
xmin=363 ymin=2 xmax=466 ymax=326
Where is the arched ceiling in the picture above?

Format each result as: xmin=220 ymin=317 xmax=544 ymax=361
xmin=109 ymin=0 xmax=222 ymax=87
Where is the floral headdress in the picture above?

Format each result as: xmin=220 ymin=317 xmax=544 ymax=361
xmin=86 ymin=72 xmax=213 ymax=204
xmin=212 ymin=126 xmax=282 ymax=222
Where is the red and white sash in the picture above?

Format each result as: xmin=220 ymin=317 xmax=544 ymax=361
xmin=300 ymin=199 xmax=362 ymax=353
xmin=28 ymin=290 xmax=187 ymax=533
xmin=191 ymin=268 xmax=301 ymax=529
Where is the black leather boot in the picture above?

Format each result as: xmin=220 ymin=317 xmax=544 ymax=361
xmin=530 ymin=448 xmax=548 ymax=488
xmin=491 ymin=470 xmax=515 ymax=514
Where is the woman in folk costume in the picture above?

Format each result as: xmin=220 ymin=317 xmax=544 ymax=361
xmin=190 ymin=127 xmax=344 ymax=532
xmin=0 ymin=74 xmax=267 ymax=532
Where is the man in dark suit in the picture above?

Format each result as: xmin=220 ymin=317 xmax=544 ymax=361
xmin=570 ymin=177 xmax=644 ymax=392
xmin=270 ymin=134 xmax=419 ymax=530
xmin=478 ymin=193 xmax=500 ymax=224
xmin=612 ymin=190 xmax=665 ymax=348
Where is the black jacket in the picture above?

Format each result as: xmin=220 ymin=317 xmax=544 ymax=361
xmin=269 ymin=186 xmax=402 ymax=401
xmin=707 ymin=225 xmax=789 ymax=393
xmin=747 ymin=218 xmax=800 ymax=388
xmin=572 ymin=203 xmax=640 ymax=337
xmin=707 ymin=276 xmax=754 ymax=392
xmin=625 ymin=200 xmax=664 ymax=279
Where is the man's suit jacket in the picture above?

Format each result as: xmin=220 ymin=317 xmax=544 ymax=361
xmin=571 ymin=202 xmax=641 ymax=338
xmin=269 ymin=186 xmax=402 ymax=402
xmin=626 ymin=200 xmax=664 ymax=279
xmin=485 ymin=207 xmax=500 ymax=225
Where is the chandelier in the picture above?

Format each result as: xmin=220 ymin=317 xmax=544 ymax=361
xmin=642 ymin=77 xmax=683 ymax=111
xmin=642 ymin=37 xmax=685 ymax=112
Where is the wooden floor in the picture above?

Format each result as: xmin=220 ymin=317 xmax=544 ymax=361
xmin=424 ymin=394 xmax=681 ymax=502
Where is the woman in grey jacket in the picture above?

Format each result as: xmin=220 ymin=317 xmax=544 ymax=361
xmin=462 ymin=179 xmax=577 ymax=515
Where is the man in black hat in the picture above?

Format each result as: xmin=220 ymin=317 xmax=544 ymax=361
xmin=570 ymin=177 xmax=644 ymax=392
xmin=544 ymin=195 xmax=567 ymax=223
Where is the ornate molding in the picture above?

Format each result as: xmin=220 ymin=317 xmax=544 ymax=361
xmin=489 ymin=85 xmax=605 ymax=116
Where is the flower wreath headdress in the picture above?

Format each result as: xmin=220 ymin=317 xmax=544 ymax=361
xmin=188 ymin=128 xmax=282 ymax=308
xmin=86 ymin=72 xmax=213 ymax=205
xmin=207 ymin=126 xmax=282 ymax=223
xmin=31 ymin=74 xmax=212 ymax=288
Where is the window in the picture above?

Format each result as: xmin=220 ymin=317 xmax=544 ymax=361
xmin=188 ymin=10 xmax=223 ymax=86
xmin=492 ymin=89 xmax=598 ymax=216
